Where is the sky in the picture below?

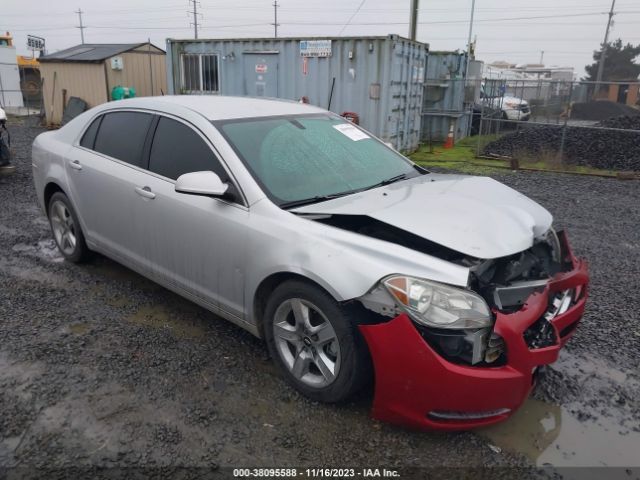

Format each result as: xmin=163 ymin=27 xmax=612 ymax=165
xmin=3 ymin=0 xmax=640 ymax=77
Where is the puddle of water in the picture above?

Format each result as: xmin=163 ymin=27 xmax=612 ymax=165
xmin=69 ymin=323 xmax=89 ymax=335
xmin=0 ymin=256 xmax=72 ymax=288
xmin=553 ymin=351 xmax=635 ymax=386
xmin=105 ymin=295 xmax=133 ymax=308
xmin=88 ymin=258 xmax=161 ymax=292
xmin=0 ymin=224 xmax=19 ymax=235
xmin=127 ymin=305 xmax=205 ymax=339
xmin=12 ymin=239 xmax=64 ymax=263
xmin=481 ymin=398 xmax=640 ymax=467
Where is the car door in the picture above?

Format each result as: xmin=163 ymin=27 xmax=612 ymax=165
xmin=136 ymin=115 xmax=249 ymax=318
xmin=66 ymin=110 xmax=156 ymax=268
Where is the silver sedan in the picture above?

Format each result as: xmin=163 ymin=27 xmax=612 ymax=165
xmin=32 ymin=96 xmax=588 ymax=430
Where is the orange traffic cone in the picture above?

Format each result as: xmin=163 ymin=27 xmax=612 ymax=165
xmin=443 ymin=124 xmax=455 ymax=149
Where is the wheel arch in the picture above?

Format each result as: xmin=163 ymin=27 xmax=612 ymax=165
xmin=43 ymin=181 xmax=66 ymax=214
xmin=252 ymin=271 xmax=344 ymax=339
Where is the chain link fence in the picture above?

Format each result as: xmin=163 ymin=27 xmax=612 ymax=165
xmin=476 ymin=78 xmax=640 ymax=172
xmin=0 ymin=80 xmax=45 ymax=121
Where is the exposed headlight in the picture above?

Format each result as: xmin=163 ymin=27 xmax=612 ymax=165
xmin=383 ymin=275 xmax=492 ymax=329
xmin=504 ymin=101 xmax=520 ymax=108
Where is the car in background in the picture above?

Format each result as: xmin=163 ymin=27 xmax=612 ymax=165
xmin=481 ymin=83 xmax=531 ymax=121
xmin=31 ymin=96 xmax=588 ymax=430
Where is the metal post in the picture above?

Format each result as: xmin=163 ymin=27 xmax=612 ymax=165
xmin=595 ymin=0 xmax=616 ymax=94
xmin=273 ymin=0 xmax=280 ymax=38
xmin=148 ymin=39 xmax=154 ymax=96
xmin=409 ymin=0 xmax=419 ymax=41
xmin=464 ymin=0 xmax=476 ymax=85
xmin=557 ymin=81 xmax=574 ymax=164
xmin=476 ymin=77 xmax=485 ymax=157
xmin=75 ymin=9 xmax=85 ymax=44
xmin=189 ymin=0 xmax=199 ymax=39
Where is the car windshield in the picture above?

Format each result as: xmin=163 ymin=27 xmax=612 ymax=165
xmin=216 ymin=114 xmax=421 ymax=206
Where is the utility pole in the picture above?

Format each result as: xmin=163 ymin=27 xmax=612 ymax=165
xmin=409 ymin=0 xmax=419 ymax=41
xmin=595 ymin=0 xmax=616 ymax=93
xmin=540 ymin=50 xmax=544 ymax=64
xmin=272 ymin=0 xmax=280 ymax=38
xmin=188 ymin=0 xmax=200 ymax=39
xmin=464 ymin=0 xmax=476 ymax=83
xmin=75 ymin=8 xmax=85 ymax=44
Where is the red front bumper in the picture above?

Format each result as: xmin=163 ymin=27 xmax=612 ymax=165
xmin=359 ymin=240 xmax=589 ymax=431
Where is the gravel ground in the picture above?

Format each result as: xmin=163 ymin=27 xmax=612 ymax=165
xmin=1 ymin=121 xmax=639 ymax=478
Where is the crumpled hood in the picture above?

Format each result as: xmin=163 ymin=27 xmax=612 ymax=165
xmin=292 ymin=174 xmax=553 ymax=259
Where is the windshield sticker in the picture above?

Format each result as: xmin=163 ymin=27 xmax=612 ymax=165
xmin=333 ymin=123 xmax=370 ymax=141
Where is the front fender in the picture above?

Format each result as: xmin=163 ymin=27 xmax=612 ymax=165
xmin=243 ymin=202 xmax=470 ymax=324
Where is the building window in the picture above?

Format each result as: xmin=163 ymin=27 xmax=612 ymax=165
xmin=181 ymin=53 xmax=219 ymax=93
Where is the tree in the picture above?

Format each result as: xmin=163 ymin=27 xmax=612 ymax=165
xmin=585 ymin=39 xmax=640 ymax=81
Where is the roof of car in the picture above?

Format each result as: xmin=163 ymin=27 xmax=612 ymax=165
xmin=104 ymin=95 xmax=328 ymax=121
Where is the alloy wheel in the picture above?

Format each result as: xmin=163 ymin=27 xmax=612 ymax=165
xmin=50 ymin=200 xmax=77 ymax=256
xmin=272 ymin=298 xmax=341 ymax=388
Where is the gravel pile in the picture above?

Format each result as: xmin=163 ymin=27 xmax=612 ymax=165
xmin=1 ymin=121 xmax=639 ymax=473
xmin=483 ymin=115 xmax=640 ymax=171
xmin=570 ymin=100 xmax=639 ymax=121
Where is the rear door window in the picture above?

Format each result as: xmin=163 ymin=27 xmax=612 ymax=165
xmin=80 ymin=116 xmax=102 ymax=149
xmin=93 ymin=111 xmax=153 ymax=168
xmin=148 ymin=116 xmax=227 ymax=181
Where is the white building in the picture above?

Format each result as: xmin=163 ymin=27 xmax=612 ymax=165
xmin=0 ymin=33 xmax=25 ymax=111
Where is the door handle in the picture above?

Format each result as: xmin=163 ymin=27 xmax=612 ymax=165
xmin=134 ymin=186 xmax=156 ymax=199
xmin=69 ymin=160 xmax=82 ymax=171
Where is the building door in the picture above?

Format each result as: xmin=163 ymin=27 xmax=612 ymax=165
xmin=243 ymin=54 xmax=278 ymax=97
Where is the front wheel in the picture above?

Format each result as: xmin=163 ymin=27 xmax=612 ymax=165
xmin=264 ymin=280 xmax=371 ymax=403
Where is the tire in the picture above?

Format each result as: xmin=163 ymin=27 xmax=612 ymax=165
xmin=264 ymin=280 xmax=371 ymax=403
xmin=48 ymin=192 xmax=90 ymax=263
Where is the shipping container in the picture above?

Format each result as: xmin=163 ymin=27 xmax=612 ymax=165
xmin=166 ymin=35 xmax=428 ymax=151
xmin=421 ymin=52 xmax=478 ymax=143
xmin=0 ymin=38 xmax=25 ymax=111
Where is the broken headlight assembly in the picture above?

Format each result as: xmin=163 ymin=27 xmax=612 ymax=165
xmin=382 ymin=276 xmax=505 ymax=366
xmin=383 ymin=275 xmax=492 ymax=329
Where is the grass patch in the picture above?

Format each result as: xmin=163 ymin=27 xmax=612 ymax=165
xmin=409 ymin=135 xmax=505 ymax=175
xmin=409 ymin=134 xmax=619 ymax=177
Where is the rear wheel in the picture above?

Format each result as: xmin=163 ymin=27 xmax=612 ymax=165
xmin=264 ymin=280 xmax=371 ymax=403
xmin=48 ymin=192 xmax=90 ymax=263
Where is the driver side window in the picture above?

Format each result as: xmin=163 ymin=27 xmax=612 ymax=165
xmin=149 ymin=117 xmax=227 ymax=182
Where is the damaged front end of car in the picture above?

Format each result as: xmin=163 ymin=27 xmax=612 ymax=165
xmin=357 ymin=229 xmax=589 ymax=430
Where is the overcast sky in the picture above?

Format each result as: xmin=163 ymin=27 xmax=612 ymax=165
xmin=4 ymin=0 xmax=640 ymax=77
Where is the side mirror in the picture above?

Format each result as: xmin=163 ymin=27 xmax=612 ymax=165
xmin=175 ymin=171 xmax=228 ymax=197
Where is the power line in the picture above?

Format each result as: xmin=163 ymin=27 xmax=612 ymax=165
xmin=75 ymin=8 xmax=86 ymax=44
xmin=338 ymin=0 xmax=367 ymax=36
xmin=87 ymin=23 xmax=266 ymax=31
xmin=279 ymin=10 xmax=640 ymax=26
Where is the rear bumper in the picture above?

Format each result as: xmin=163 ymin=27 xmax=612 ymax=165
xmin=359 ymin=238 xmax=588 ymax=431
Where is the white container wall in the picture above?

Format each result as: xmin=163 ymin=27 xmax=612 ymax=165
xmin=0 ymin=45 xmax=24 ymax=110
xmin=166 ymin=35 xmax=428 ymax=151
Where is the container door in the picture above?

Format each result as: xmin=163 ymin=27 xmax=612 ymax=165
xmin=388 ymin=41 xmax=425 ymax=151
xmin=243 ymin=54 xmax=278 ymax=97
